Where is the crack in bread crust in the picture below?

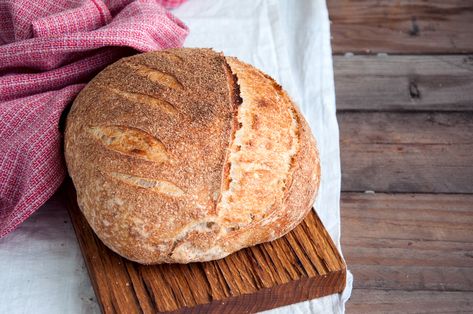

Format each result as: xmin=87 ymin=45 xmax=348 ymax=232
xmin=217 ymin=57 xmax=243 ymax=202
xmin=216 ymin=57 xmax=300 ymax=229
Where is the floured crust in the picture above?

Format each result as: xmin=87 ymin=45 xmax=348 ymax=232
xmin=64 ymin=48 xmax=320 ymax=264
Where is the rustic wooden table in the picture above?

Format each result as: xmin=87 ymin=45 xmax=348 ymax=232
xmin=328 ymin=1 xmax=473 ymax=312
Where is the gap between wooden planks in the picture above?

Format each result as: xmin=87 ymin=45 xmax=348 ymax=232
xmin=328 ymin=0 xmax=473 ymax=54
xmin=341 ymin=193 xmax=473 ymax=313
xmin=334 ymin=54 xmax=473 ymax=195
xmin=338 ymin=112 xmax=473 ymax=194
xmin=328 ymin=0 xmax=473 ymax=312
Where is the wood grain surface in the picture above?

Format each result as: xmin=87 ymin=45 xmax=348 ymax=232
xmin=330 ymin=0 xmax=473 ymax=311
xmin=341 ymin=193 xmax=473 ymax=313
xmin=328 ymin=0 xmax=473 ymax=54
xmin=64 ymin=180 xmax=346 ymax=314
xmin=347 ymin=290 xmax=473 ymax=314
xmin=334 ymin=55 xmax=473 ymax=111
xmin=339 ymin=112 xmax=473 ymax=193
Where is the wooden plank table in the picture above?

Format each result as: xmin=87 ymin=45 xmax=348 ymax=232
xmin=328 ymin=0 xmax=473 ymax=312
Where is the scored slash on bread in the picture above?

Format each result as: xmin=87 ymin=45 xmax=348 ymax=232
xmin=88 ymin=125 xmax=171 ymax=163
xmin=64 ymin=48 xmax=320 ymax=264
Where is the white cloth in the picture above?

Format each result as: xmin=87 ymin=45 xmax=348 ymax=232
xmin=0 ymin=1 xmax=352 ymax=313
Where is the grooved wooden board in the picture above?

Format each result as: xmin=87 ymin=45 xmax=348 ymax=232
xmin=64 ymin=180 xmax=346 ymax=313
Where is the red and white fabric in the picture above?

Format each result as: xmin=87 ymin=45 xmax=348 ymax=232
xmin=0 ymin=0 xmax=188 ymax=238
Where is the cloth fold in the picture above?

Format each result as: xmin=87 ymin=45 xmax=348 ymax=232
xmin=0 ymin=0 xmax=188 ymax=238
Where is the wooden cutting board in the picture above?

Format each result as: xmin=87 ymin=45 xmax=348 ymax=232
xmin=63 ymin=179 xmax=346 ymax=313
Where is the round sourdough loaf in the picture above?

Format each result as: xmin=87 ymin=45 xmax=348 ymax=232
xmin=64 ymin=48 xmax=320 ymax=264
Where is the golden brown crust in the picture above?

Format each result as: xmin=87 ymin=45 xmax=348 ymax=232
xmin=65 ymin=48 xmax=320 ymax=264
xmin=216 ymin=57 xmax=320 ymax=252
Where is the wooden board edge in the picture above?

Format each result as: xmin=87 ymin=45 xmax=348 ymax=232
xmin=174 ymin=269 xmax=346 ymax=314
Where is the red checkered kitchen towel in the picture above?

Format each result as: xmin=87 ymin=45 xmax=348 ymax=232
xmin=0 ymin=0 xmax=188 ymax=238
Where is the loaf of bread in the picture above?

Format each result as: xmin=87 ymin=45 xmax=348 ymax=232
xmin=64 ymin=48 xmax=320 ymax=264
